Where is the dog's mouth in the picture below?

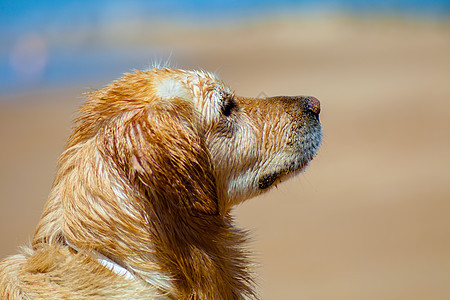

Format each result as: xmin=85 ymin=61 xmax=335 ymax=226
xmin=259 ymin=170 xmax=289 ymax=190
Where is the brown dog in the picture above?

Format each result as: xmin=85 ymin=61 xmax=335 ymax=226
xmin=0 ymin=67 xmax=321 ymax=299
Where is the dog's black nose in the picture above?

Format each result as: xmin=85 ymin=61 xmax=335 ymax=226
xmin=303 ymin=96 xmax=321 ymax=115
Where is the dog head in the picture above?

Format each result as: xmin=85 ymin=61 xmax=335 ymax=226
xmin=74 ymin=68 xmax=320 ymax=214
xmin=71 ymin=68 xmax=321 ymax=216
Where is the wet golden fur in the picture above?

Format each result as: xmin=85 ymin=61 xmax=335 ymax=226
xmin=0 ymin=67 xmax=321 ymax=299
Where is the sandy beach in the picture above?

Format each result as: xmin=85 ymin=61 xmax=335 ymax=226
xmin=1 ymin=17 xmax=450 ymax=299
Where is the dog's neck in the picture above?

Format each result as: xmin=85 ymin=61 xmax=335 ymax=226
xmin=142 ymin=204 xmax=255 ymax=299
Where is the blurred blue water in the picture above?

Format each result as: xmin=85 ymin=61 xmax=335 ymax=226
xmin=1 ymin=0 xmax=449 ymax=96
xmin=2 ymin=0 xmax=449 ymax=27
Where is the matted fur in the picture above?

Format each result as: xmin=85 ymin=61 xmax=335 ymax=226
xmin=0 ymin=67 xmax=322 ymax=299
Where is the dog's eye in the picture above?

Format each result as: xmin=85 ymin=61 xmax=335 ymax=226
xmin=221 ymin=94 xmax=236 ymax=117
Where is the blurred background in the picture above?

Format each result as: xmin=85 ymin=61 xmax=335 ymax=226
xmin=1 ymin=1 xmax=449 ymax=299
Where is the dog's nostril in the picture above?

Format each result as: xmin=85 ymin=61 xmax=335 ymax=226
xmin=304 ymin=96 xmax=320 ymax=115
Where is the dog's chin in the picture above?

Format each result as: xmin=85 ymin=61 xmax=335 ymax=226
xmin=258 ymin=160 xmax=310 ymax=190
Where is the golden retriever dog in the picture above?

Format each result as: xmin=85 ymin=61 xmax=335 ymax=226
xmin=0 ymin=67 xmax=321 ymax=299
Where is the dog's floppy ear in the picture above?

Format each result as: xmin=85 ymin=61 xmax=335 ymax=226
xmin=103 ymin=105 xmax=219 ymax=216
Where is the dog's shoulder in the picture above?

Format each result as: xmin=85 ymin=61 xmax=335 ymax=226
xmin=0 ymin=245 xmax=169 ymax=300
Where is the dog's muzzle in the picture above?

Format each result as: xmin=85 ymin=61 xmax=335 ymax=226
xmin=258 ymin=95 xmax=322 ymax=190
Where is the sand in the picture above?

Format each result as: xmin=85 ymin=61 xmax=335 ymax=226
xmin=1 ymin=17 xmax=449 ymax=299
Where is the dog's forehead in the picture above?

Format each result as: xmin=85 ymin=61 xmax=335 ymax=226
xmin=155 ymin=77 xmax=191 ymax=101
